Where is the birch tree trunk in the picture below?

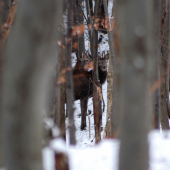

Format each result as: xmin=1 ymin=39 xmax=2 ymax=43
xmin=114 ymin=0 xmax=159 ymax=169
xmin=1 ymin=0 xmax=61 ymax=169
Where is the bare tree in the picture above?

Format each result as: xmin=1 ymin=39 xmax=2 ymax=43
xmin=111 ymin=0 xmax=122 ymax=138
xmin=77 ymin=0 xmax=85 ymax=54
xmin=0 ymin=0 xmax=4 ymax=167
xmin=55 ymin=42 xmax=66 ymax=140
xmin=103 ymin=0 xmax=115 ymax=138
xmin=91 ymin=0 xmax=103 ymax=144
xmin=159 ymin=0 xmax=170 ymax=129
xmin=65 ymin=0 xmax=76 ymax=145
xmin=1 ymin=0 xmax=11 ymax=23
xmin=1 ymin=0 xmax=62 ymax=169
xmin=114 ymin=0 xmax=160 ymax=170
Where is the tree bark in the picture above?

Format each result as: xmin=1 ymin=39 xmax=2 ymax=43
xmin=77 ymin=0 xmax=85 ymax=54
xmin=160 ymin=0 xmax=170 ymax=129
xmin=0 ymin=0 xmax=4 ymax=166
xmin=65 ymin=0 xmax=76 ymax=145
xmin=103 ymin=0 xmax=115 ymax=138
xmin=1 ymin=0 xmax=61 ymax=169
xmin=148 ymin=0 xmax=161 ymax=129
xmin=1 ymin=0 xmax=11 ymax=23
xmin=92 ymin=0 xmax=102 ymax=144
xmin=103 ymin=53 xmax=113 ymax=138
xmin=111 ymin=0 xmax=122 ymax=138
xmin=114 ymin=0 xmax=158 ymax=169
xmin=55 ymin=43 xmax=66 ymax=140
xmin=85 ymin=0 xmax=93 ymax=50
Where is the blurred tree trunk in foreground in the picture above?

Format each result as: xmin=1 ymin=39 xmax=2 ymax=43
xmin=151 ymin=0 xmax=162 ymax=129
xmin=65 ymin=0 xmax=76 ymax=145
xmin=55 ymin=40 xmax=66 ymax=140
xmin=160 ymin=0 xmax=170 ymax=129
xmin=111 ymin=0 xmax=122 ymax=138
xmin=1 ymin=0 xmax=11 ymax=24
xmin=53 ymin=1 xmax=66 ymax=140
xmin=1 ymin=0 xmax=61 ymax=169
xmin=0 ymin=0 xmax=4 ymax=167
xmin=114 ymin=0 xmax=160 ymax=170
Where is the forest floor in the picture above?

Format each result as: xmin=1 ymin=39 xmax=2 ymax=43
xmin=43 ymin=129 xmax=170 ymax=170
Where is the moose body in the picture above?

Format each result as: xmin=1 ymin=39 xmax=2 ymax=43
xmin=73 ymin=52 xmax=109 ymax=130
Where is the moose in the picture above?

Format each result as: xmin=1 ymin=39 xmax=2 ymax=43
xmin=73 ymin=52 xmax=109 ymax=130
xmin=73 ymin=52 xmax=92 ymax=75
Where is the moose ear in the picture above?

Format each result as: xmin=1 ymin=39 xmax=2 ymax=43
xmin=104 ymin=53 xmax=109 ymax=60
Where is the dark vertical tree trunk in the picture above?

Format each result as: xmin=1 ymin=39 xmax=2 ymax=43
xmin=55 ymin=43 xmax=66 ymax=140
xmin=1 ymin=0 xmax=11 ymax=23
xmin=92 ymin=0 xmax=102 ymax=144
xmin=0 ymin=0 xmax=4 ymax=166
xmin=150 ymin=0 xmax=161 ymax=129
xmin=111 ymin=0 xmax=122 ymax=138
xmin=1 ymin=0 xmax=61 ymax=169
xmin=53 ymin=1 xmax=66 ymax=140
xmin=66 ymin=0 xmax=76 ymax=145
xmin=77 ymin=0 xmax=85 ymax=54
xmin=103 ymin=0 xmax=115 ymax=138
xmin=160 ymin=0 xmax=170 ymax=129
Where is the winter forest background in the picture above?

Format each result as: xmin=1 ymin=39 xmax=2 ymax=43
xmin=0 ymin=0 xmax=170 ymax=170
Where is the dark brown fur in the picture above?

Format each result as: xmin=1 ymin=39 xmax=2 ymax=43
xmin=73 ymin=52 xmax=92 ymax=75
xmin=73 ymin=53 xmax=109 ymax=130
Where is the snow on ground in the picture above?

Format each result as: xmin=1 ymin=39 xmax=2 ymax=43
xmin=65 ymin=79 xmax=107 ymax=148
xmin=43 ymin=130 xmax=170 ymax=170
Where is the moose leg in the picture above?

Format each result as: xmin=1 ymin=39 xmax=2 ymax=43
xmin=80 ymin=98 xmax=88 ymax=130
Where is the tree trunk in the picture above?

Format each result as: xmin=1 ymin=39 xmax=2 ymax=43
xmin=103 ymin=0 xmax=115 ymax=138
xmin=0 ymin=0 xmax=4 ymax=166
xmin=111 ymin=0 xmax=122 ymax=138
xmin=55 ymin=42 xmax=66 ymax=140
xmin=1 ymin=0 xmax=11 ymax=23
xmin=53 ymin=0 xmax=65 ymax=140
xmin=160 ymin=0 xmax=170 ymax=129
xmin=77 ymin=0 xmax=85 ymax=54
xmin=92 ymin=0 xmax=102 ymax=144
xmin=103 ymin=53 xmax=113 ymax=138
xmin=85 ymin=0 xmax=92 ymax=51
xmin=114 ymin=0 xmax=158 ymax=169
xmin=1 ymin=0 xmax=61 ymax=169
xmin=149 ymin=0 xmax=161 ymax=129
xmin=65 ymin=0 xmax=76 ymax=145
